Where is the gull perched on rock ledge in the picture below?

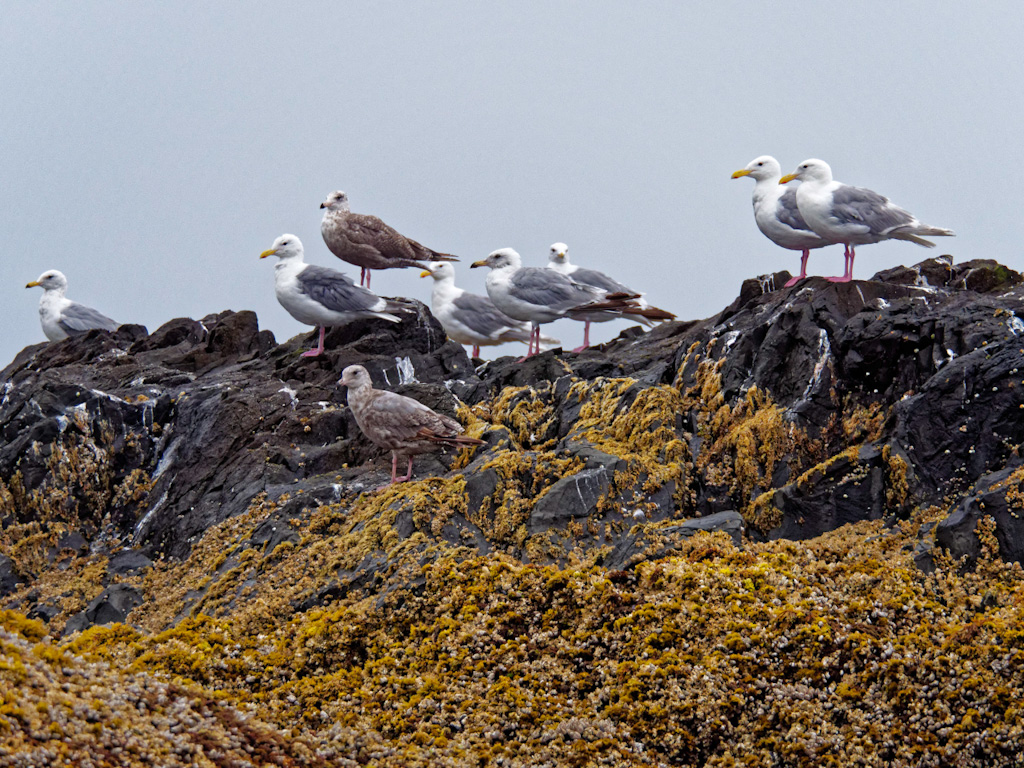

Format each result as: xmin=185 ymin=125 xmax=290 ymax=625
xmin=260 ymin=234 xmax=402 ymax=357
xmin=320 ymin=190 xmax=458 ymax=288
xmin=340 ymin=364 xmax=484 ymax=488
xmin=420 ymin=261 xmax=558 ymax=358
xmin=731 ymin=156 xmax=831 ymax=286
xmin=547 ymin=242 xmax=674 ymax=350
xmin=779 ymin=159 xmax=954 ymax=283
xmin=26 ymin=270 xmax=119 ymax=342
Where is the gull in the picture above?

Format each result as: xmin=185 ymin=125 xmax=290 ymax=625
xmin=320 ymin=190 xmax=457 ymax=288
xmin=547 ymin=242 xmax=674 ymax=350
xmin=471 ymin=248 xmax=671 ymax=359
xmin=731 ymin=156 xmax=831 ymax=286
xmin=340 ymin=364 xmax=484 ymax=487
xmin=419 ymin=261 xmax=558 ymax=358
xmin=25 ymin=270 xmax=119 ymax=342
xmin=260 ymin=234 xmax=401 ymax=357
xmin=779 ymin=159 xmax=954 ymax=283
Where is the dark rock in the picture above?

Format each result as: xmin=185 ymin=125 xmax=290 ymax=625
xmin=28 ymin=603 xmax=61 ymax=623
xmin=605 ymin=511 xmax=745 ymax=570
xmin=765 ymin=445 xmax=887 ymax=541
xmin=107 ymin=549 xmax=154 ymax=577
xmin=529 ymin=467 xmax=614 ymax=534
xmin=249 ymin=519 xmax=301 ymax=554
xmin=0 ymin=554 xmax=26 ymax=597
xmin=62 ymin=584 xmax=144 ymax=636
xmin=935 ymin=465 xmax=1024 ymax=566
xmin=48 ymin=531 xmax=90 ymax=563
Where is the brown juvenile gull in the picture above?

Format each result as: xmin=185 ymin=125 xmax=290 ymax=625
xmin=260 ymin=234 xmax=402 ymax=357
xmin=320 ymin=190 xmax=458 ymax=289
xmin=25 ymin=269 xmax=119 ymax=342
xmin=730 ymin=156 xmax=831 ymax=286
xmin=419 ymin=261 xmax=559 ymax=358
xmin=340 ymin=364 xmax=484 ymax=487
xmin=779 ymin=158 xmax=954 ymax=283
xmin=547 ymin=242 xmax=675 ymax=351
xmin=471 ymin=248 xmax=673 ymax=359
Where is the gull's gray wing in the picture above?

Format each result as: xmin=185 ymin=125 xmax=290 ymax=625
xmin=776 ymin=187 xmax=815 ymax=233
xmin=58 ymin=302 xmax=118 ymax=335
xmin=298 ymin=264 xmax=385 ymax=313
xmin=509 ymin=267 xmax=599 ymax=309
xmin=567 ymin=266 xmax=634 ymax=295
xmin=830 ymin=184 xmax=916 ymax=234
xmin=451 ymin=293 xmax=520 ymax=337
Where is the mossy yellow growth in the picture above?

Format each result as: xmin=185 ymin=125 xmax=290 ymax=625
xmin=882 ymin=444 xmax=910 ymax=510
xmin=39 ymin=513 xmax=1024 ymax=767
xmin=0 ymin=428 xmax=153 ymax=576
xmin=691 ymin=383 xmax=821 ymax=525
xmin=488 ymin=383 xmax=558 ymax=450
xmin=568 ymin=377 xmax=692 ymax=509
xmin=472 ymin=451 xmax=584 ymax=544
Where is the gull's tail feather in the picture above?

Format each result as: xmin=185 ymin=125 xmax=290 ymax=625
xmin=890 ymin=225 xmax=954 ymax=247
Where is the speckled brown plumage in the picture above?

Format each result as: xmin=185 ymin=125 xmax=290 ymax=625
xmin=321 ymin=190 xmax=457 ymax=287
xmin=340 ymin=364 xmax=483 ymax=486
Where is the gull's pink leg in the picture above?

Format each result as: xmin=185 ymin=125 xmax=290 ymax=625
xmin=518 ymin=325 xmax=538 ymax=362
xmin=393 ymin=455 xmax=414 ymax=483
xmin=301 ymin=326 xmax=327 ymax=357
xmin=784 ymin=250 xmax=810 ymax=288
xmin=573 ymin=320 xmax=591 ymax=353
xmin=826 ymin=245 xmax=854 ymax=283
xmin=472 ymin=345 xmax=480 ymax=358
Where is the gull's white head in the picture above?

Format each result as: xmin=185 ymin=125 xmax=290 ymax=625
xmin=548 ymin=242 xmax=570 ymax=266
xmin=420 ymin=261 xmax=455 ymax=281
xmin=260 ymin=234 xmax=304 ymax=261
xmin=731 ymin=155 xmax=782 ymax=182
xmin=339 ymin=364 xmax=373 ymax=390
xmin=780 ymin=158 xmax=833 ymax=185
xmin=26 ymin=269 xmax=68 ymax=293
xmin=470 ymin=248 xmax=521 ymax=271
xmin=320 ymin=190 xmax=350 ymax=212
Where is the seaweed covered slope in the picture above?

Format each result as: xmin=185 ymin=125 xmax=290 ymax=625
xmin=2 ymin=258 xmax=1024 ymax=766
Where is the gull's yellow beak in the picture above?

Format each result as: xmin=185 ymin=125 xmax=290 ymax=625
xmin=779 ymin=173 xmax=798 ymax=184
xmin=470 ymin=259 xmax=488 ymax=269
xmin=419 ymin=270 xmax=431 ymax=278
xmin=731 ymin=169 xmax=752 ymax=179
xmin=25 ymin=281 xmax=40 ymax=288
xmin=259 ymin=248 xmax=277 ymax=259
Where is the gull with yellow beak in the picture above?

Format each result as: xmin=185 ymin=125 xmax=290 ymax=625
xmin=419 ymin=261 xmax=557 ymax=358
xmin=471 ymin=248 xmax=672 ymax=359
xmin=26 ymin=269 xmax=119 ymax=342
xmin=260 ymin=234 xmax=402 ymax=357
xmin=731 ymin=156 xmax=831 ymax=286
xmin=779 ymin=159 xmax=954 ymax=283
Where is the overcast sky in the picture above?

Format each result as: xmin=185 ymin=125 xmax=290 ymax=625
xmin=3 ymin=3 xmax=1020 ymax=366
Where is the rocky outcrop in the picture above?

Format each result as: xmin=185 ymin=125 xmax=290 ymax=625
xmin=3 ymin=256 xmax=1024 ymax=767
xmin=1 ymin=258 xmax=1022 ymax=595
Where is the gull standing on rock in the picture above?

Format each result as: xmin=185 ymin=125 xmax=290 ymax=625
xmin=320 ymin=190 xmax=458 ymax=288
xmin=779 ymin=159 xmax=954 ymax=283
xmin=471 ymin=248 xmax=672 ymax=359
xmin=260 ymin=234 xmax=402 ymax=357
xmin=419 ymin=261 xmax=558 ymax=358
xmin=25 ymin=270 xmax=119 ymax=342
xmin=731 ymin=156 xmax=831 ymax=286
xmin=547 ymin=242 xmax=674 ymax=351
xmin=340 ymin=364 xmax=484 ymax=488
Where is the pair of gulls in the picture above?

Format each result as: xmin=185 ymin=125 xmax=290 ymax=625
xmin=264 ymin=190 xmax=674 ymax=359
xmin=732 ymin=157 xmax=954 ymax=284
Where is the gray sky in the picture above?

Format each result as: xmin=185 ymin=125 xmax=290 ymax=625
xmin=4 ymin=3 xmax=1020 ymax=366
